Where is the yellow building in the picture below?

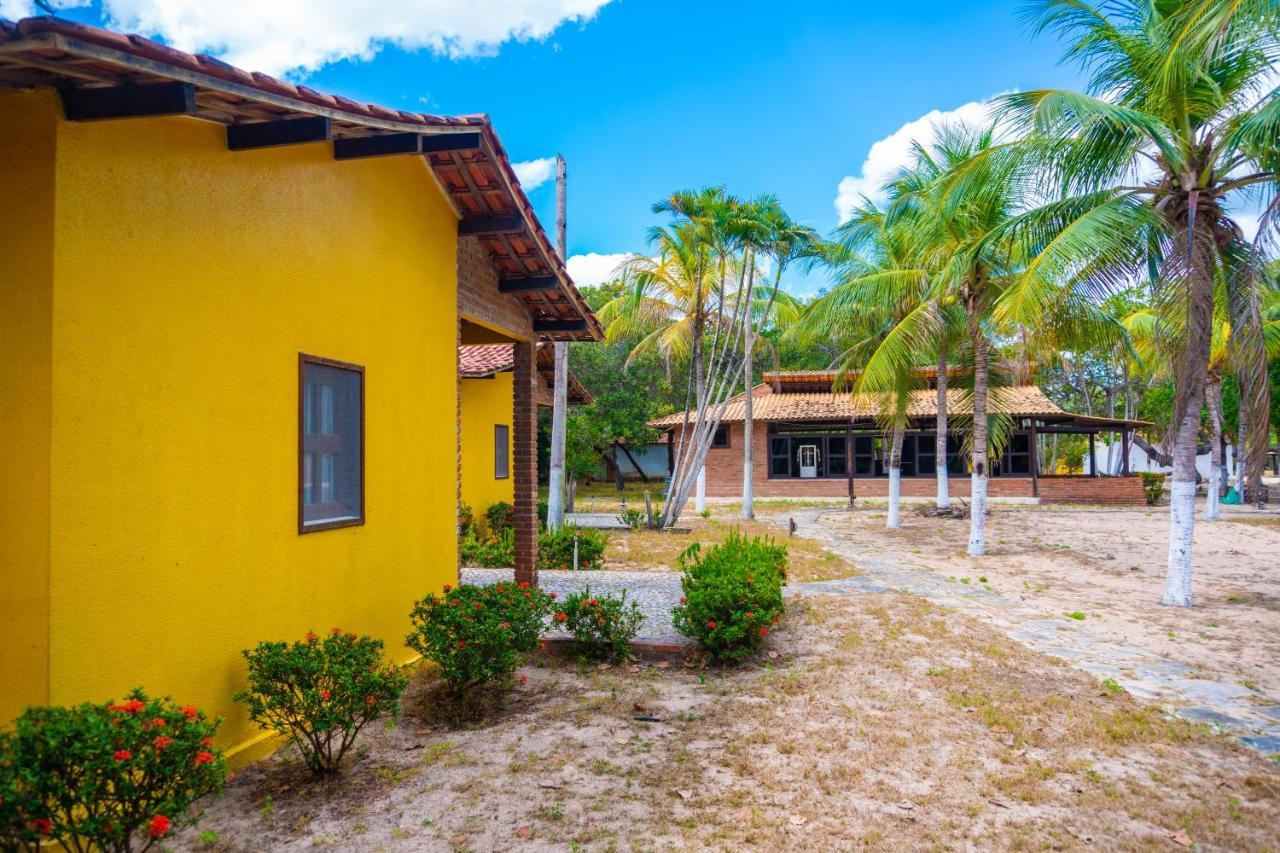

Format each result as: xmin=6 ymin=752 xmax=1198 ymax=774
xmin=459 ymin=344 xmax=590 ymax=516
xmin=0 ymin=17 xmax=599 ymax=763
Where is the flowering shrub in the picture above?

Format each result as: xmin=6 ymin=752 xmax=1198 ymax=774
xmin=485 ymin=501 xmax=515 ymax=533
xmin=406 ymin=582 xmax=552 ymax=697
xmin=458 ymin=503 xmax=475 ymax=537
xmin=234 ymin=630 xmax=407 ymax=775
xmin=460 ymin=527 xmax=515 ymax=567
xmin=672 ymin=532 xmax=786 ymax=662
xmin=538 ymin=526 xmax=608 ymax=571
xmin=0 ymin=689 xmax=226 ymax=852
xmin=554 ymin=587 xmax=645 ymax=662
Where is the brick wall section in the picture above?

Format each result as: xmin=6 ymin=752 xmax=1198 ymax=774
xmin=512 ymin=341 xmax=539 ymax=585
xmin=675 ymin=423 xmax=1142 ymax=504
xmin=1038 ymin=475 xmax=1146 ymax=506
xmin=457 ymin=235 xmax=533 ymax=340
xmin=455 ymin=318 xmax=463 ymax=582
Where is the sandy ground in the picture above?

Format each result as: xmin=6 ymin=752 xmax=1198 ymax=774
xmin=817 ymin=501 xmax=1280 ymax=701
xmin=176 ymin=594 xmax=1279 ymax=851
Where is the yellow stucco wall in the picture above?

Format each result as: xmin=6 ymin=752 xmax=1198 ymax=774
xmin=460 ymin=373 xmax=516 ymax=516
xmin=0 ymin=91 xmax=55 ymax=723
xmin=2 ymin=90 xmax=461 ymax=760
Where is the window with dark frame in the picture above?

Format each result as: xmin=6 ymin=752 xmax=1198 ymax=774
xmin=299 ymin=354 xmax=363 ymax=532
xmin=712 ymin=425 xmax=730 ymax=448
xmin=494 ymin=424 xmax=510 ymax=479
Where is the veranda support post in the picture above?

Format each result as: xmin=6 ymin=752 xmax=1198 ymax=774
xmin=513 ymin=341 xmax=539 ymax=587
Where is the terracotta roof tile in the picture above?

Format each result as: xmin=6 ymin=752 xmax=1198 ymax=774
xmin=459 ymin=345 xmax=591 ymax=404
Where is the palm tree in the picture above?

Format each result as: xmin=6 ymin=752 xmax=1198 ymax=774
xmin=998 ymin=0 xmax=1279 ymax=605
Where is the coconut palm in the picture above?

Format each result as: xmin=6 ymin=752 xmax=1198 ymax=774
xmin=996 ymin=0 xmax=1279 ymax=605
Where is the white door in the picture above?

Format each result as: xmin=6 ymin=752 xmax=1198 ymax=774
xmin=798 ymin=444 xmax=819 ymax=478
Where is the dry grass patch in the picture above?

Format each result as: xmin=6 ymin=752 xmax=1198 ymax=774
xmin=181 ymin=592 xmax=1277 ymax=852
xmin=605 ymin=518 xmax=855 ymax=582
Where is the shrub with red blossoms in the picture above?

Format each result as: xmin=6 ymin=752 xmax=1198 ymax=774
xmin=554 ymin=587 xmax=645 ymax=662
xmin=406 ymin=582 xmax=552 ymax=703
xmin=0 ymin=688 xmax=225 ymax=852
xmin=672 ymin=532 xmax=786 ymax=663
xmin=235 ymin=631 xmax=407 ymax=776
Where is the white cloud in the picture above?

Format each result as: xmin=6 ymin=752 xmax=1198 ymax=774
xmin=567 ymin=252 xmax=630 ymax=286
xmin=0 ymin=0 xmax=36 ymax=20
xmin=512 ymin=156 xmax=557 ymax=191
xmin=37 ymin=0 xmax=614 ymax=77
xmin=833 ymin=97 xmax=1000 ymax=223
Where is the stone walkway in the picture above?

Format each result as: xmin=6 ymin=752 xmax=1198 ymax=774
xmin=461 ymin=567 xmax=688 ymax=646
xmin=775 ymin=508 xmax=1280 ymax=756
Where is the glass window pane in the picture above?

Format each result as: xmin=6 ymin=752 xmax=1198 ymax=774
xmin=495 ymin=424 xmax=510 ymax=479
xmin=301 ymin=359 xmax=362 ymax=528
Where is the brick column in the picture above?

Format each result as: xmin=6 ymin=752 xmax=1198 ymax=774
xmin=512 ymin=341 xmax=539 ymax=586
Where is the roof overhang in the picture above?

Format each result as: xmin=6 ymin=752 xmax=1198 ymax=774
xmin=0 ymin=16 xmax=602 ymax=342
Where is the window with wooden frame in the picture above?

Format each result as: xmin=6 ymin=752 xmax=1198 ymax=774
xmin=494 ymin=424 xmax=510 ymax=479
xmin=299 ymin=354 xmax=364 ymax=532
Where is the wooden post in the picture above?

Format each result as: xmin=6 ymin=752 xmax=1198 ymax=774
xmin=1121 ymin=427 xmax=1130 ymax=476
xmin=1088 ymin=432 xmax=1097 ymax=476
xmin=1029 ymin=420 xmax=1039 ymax=497
xmin=846 ymin=420 xmax=855 ymax=507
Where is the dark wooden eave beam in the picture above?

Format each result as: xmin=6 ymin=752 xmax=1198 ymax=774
xmin=533 ymin=319 xmax=588 ymax=333
xmin=458 ymin=214 xmax=526 ymax=236
xmin=60 ymin=81 xmax=196 ymax=121
xmin=227 ymin=116 xmax=331 ymax=150
xmin=498 ymin=276 xmax=559 ymax=294
xmin=335 ymin=130 xmax=482 ymax=160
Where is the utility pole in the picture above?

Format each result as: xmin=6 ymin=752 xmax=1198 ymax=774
xmin=546 ymin=154 xmax=570 ymax=532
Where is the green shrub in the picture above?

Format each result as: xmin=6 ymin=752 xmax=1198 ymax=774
xmin=234 ymin=630 xmax=407 ymax=775
xmin=618 ymin=508 xmax=648 ymax=530
xmin=458 ymin=503 xmax=475 ymax=537
xmin=538 ymin=526 xmax=608 ymax=571
xmin=0 ymin=689 xmax=226 ymax=852
xmin=485 ymin=501 xmax=515 ymax=533
xmin=407 ymin=582 xmax=552 ymax=696
xmin=460 ymin=527 xmax=515 ymax=567
xmin=1139 ymin=472 xmax=1166 ymax=505
xmin=672 ymin=532 xmax=786 ymax=663
xmin=554 ymin=587 xmax=645 ymax=662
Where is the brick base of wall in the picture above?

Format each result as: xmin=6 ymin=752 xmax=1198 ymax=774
xmin=678 ymin=422 xmax=1146 ymax=505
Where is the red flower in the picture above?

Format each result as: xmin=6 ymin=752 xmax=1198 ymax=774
xmin=306 ymin=631 xmax=318 ymax=643
xmin=549 ymin=592 xmax=557 ymax=600
xmin=745 ymin=612 xmax=754 ymax=620
xmin=519 ymin=675 xmax=528 ymax=686
xmin=706 ymin=620 xmax=717 ymax=629
xmin=588 ymin=598 xmax=598 ymax=607
xmin=201 ymin=737 xmax=214 ymax=747
xmin=194 ymin=751 xmax=214 ymax=766
xmin=759 ymin=627 xmax=768 ymax=637
xmin=499 ymin=621 xmax=511 ymax=629
xmin=31 ymin=818 xmax=51 ymax=836
xmin=555 ymin=612 xmax=568 ymax=622
xmin=148 ymin=815 xmax=171 ymax=838
xmin=518 ymin=581 xmax=530 ymax=589
xmin=320 ymin=689 xmax=331 ymax=700
xmin=457 ymin=640 xmax=467 ymax=649
xmin=152 ymin=735 xmax=174 ymax=751
xmin=366 ymin=695 xmax=376 ymax=706
xmin=680 ymin=596 xmax=686 ymax=604
xmin=331 ymin=627 xmax=342 ymax=635
xmin=442 ymin=584 xmax=453 ymax=593
xmin=113 ymin=750 xmax=132 ymax=762
xmin=109 ymin=699 xmax=145 ymax=714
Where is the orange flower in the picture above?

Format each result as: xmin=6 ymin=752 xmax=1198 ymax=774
xmin=180 ymin=705 xmax=198 ymax=721
xmin=706 ymin=620 xmax=717 ymax=629
xmin=331 ymin=627 xmax=342 ymax=635
xmin=148 ymin=815 xmax=171 ymax=838
xmin=201 ymin=737 xmax=214 ymax=747
xmin=759 ymin=627 xmax=768 ymax=637
xmin=109 ymin=699 xmax=145 ymax=714
xmin=306 ymin=631 xmax=318 ymax=643
xmin=152 ymin=735 xmax=174 ymax=751
xmin=442 ymin=584 xmax=453 ymax=593
xmin=194 ymin=751 xmax=214 ymax=766
xmin=113 ymin=750 xmax=132 ymax=762
xmin=320 ymin=689 xmax=331 ymax=700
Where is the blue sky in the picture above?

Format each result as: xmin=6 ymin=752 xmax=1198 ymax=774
xmin=14 ymin=0 xmax=1091 ymax=292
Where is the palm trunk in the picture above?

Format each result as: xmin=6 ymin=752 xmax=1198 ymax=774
xmin=887 ymin=425 xmax=904 ymax=529
xmin=1163 ymin=202 xmax=1215 ymax=607
xmin=741 ymin=251 xmax=756 ymax=521
xmin=1205 ymin=376 xmax=1223 ymax=520
xmin=694 ymin=304 xmax=707 ymax=517
xmin=967 ymin=300 xmax=989 ymax=557
xmin=935 ymin=350 xmax=950 ymax=508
